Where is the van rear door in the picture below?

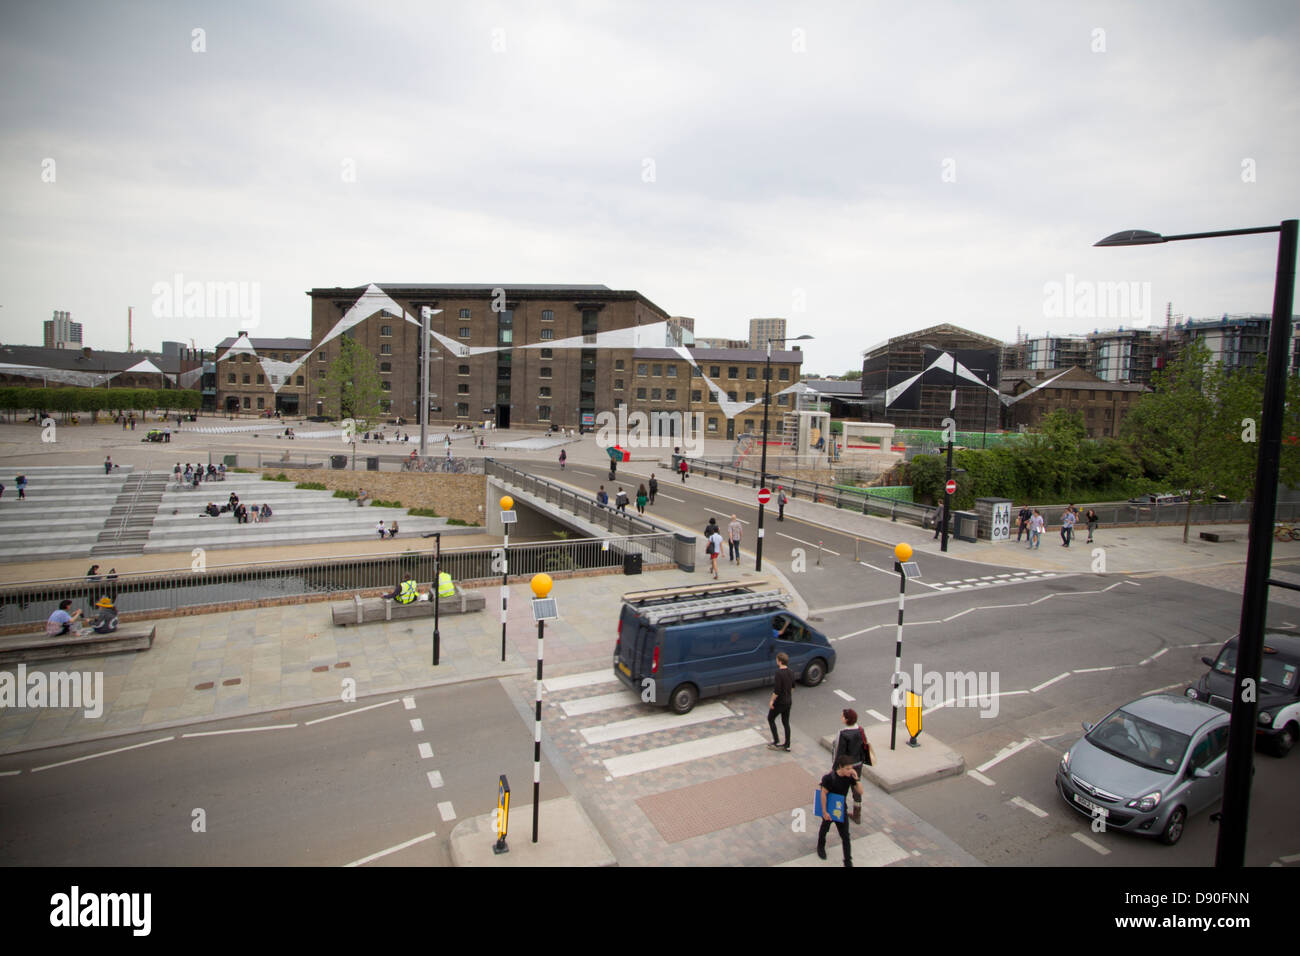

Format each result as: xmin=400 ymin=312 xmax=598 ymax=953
xmin=615 ymin=604 xmax=659 ymax=692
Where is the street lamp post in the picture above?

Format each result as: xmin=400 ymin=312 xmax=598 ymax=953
xmin=1096 ymin=220 xmax=1298 ymax=867
xmin=756 ymin=334 xmax=813 ymax=572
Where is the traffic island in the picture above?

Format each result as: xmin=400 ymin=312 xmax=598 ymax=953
xmin=820 ymin=724 xmax=964 ymax=793
xmin=448 ymin=796 xmax=616 ymax=867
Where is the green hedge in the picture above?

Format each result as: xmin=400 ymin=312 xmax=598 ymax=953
xmin=295 ymin=481 xmax=327 ymax=491
xmin=0 ymin=385 xmax=201 ymax=422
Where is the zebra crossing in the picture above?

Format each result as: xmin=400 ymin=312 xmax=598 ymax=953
xmin=930 ymin=571 xmax=1057 ymax=591
xmin=542 ymin=668 xmax=767 ymax=780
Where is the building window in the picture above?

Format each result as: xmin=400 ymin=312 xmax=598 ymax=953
xmin=691 ymin=390 xmax=702 ymax=402
xmin=666 ymin=365 xmax=677 ymax=377
xmin=381 ymin=381 xmax=392 ymax=391
xmin=380 ymin=362 xmax=391 ymax=372
xmin=727 ymin=391 xmax=737 ymax=402
xmin=540 ymin=366 xmax=552 ymax=378
xmin=296 ymin=376 xmax=304 ymax=386
xmin=728 ymin=367 xmax=738 ymax=379
xmin=380 ymin=325 xmax=392 ymax=337
xmin=540 ymin=329 xmax=554 ymax=340
xmin=615 ymin=359 xmax=624 ymax=371
xmin=614 ymin=379 xmax=624 ymax=391
xmin=459 ymin=327 xmax=471 ymax=338
xmin=651 ymin=388 xmax=661 ymax=400
xmin=541 ymin=348 xmax=553 ymax=359
xmin=666 ymin=388 xmax=676 ymax=401
xmin=242 ymin=374 xmax=250 ymax=384
xmin=746 ymin=367 xmax=756 ymax=379
xmin=318 ymin=351 xmax=327 ymax=362
xmin=746 ymin=392 xmax=756 ymax=403
xmin=456 ymin=403 xmax=469 ymax=417
xmin=538 ymin=405 xmax=552 ymax=420
xmin=227 ymin=373 xmax=235 ymax=384
xmin=707 ymin=417 xmax=718 ymax=432
xmin=541 ymin=310 xmax=554 ymax=321
xmin=743 ymin=419 xmax=755 ymax=433
xmin=459 ymin=308 xmax=471 ymax=318
xmin=380 ymin=344 xmax=392 ymax=355
xmin=270 ymin=375 xmax=281 ymax=386
xmin=241 ymin=354 xmax=249 ymax=363
xmin=458 ymin=364 xmax=470 ymax=375
xmin=637 ymin=388 xmax=647 ymax=400
xmin=539 ymin=387 xmax=551 ymax=398
xmin=777 ymin=394 xmax=788 ymax=405
xmin=652 ymin=364 xmax=662 ymax=377
xmin=779 ymin=368 xmax=791 ymax=381
xmin=257 ymin=374 xmax=265 ymax=384
xmin=499 ymin=329 xmax=513 ymax=345
xmin=381 ymin=399 xmax=392 ymax=412
xmin=637 ymin=363 xmax=648 ymax=376
xmin=317 ymin=370 xmax=326 ymax=380
xmin=710 ymin=366 xmax=720 ymax=378
xmin=243 ymin=397 xmax=250 ymax=409
xmin=457 ymin=384 xmax=469 ymax=395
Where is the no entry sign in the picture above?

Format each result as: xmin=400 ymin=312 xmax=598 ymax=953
xmin=758 ymin=487 xmax=772 ymax=505
xmin=945 ymin=479 xmax=957 ymax=495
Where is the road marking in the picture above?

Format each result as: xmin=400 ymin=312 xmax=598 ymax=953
xmin=1031 ymin=672 xmax=1071 ymax=693
xmin=543 ymin=669 xmax=617 ymax=692
xmin=832 ymin=624 xmax=881 ymax=642
xmin=182 ymin=724 xmax=297 ymax=738
xmin=1280 ymin=852 xmax=1300 ymax=863
xmin=1071 ymin=832 xmax=1111 ymax=855
xmin=580 ymin=703 xmax=732 ymax=745
xmin=1142 ymin=682 xmax=1186 ymax=696
xmin=653 ymin=492 xmax=685 ymax=502
xmin=1010 ymin=796 xmax=1049 ymax=818
xmin=964 ymin=578 xmax=981 ymax=582
xmin=976 ymin=737 xmax=1036 ymax=773
xmin=1139 ymin=647 xmax=1169 ymax=665
xmin=438 ymin=801 xmax=456 ymax=822
xmin=304 ymin=698 xmax=400 ymax=725
xmin=0 ymin=770 xmax=21 ymax=776
xmin=31 ymin=735 xmax=175 ymax=772
xmin=866 ymin=709 xmax=888 ymax=722
xmin=603 ymin=728 xmax=766 ymax=778
xmin=1074 ymin=665 xmax=1118 ymax=673
xmin=833 ymin=689 xmax=855 ymax=701
xmin=426 ymin=770 xmax=444 ymax=789
xmin=710 ymin=512 xmax=748 ymax=524
xmin=1030 ymin=594 xmax=1054 ymax=605
xmin=980 ymin=576 xmax=997 ymax=580
xmin=967 ymin=770 xmax=994 ymax=786
xmin=418 ymin=742 xmax=434 ymax=759
xmin=344 ymin=828 xmax=439 ymax=867
xmin=409 ymin=718 xmax=424 ymax=733
xmin=775 ymin=532 xmax=840 ymax=555
xmin=403 ymin=697 xmax=416 ymax=710
xmin=559 ymin=690 xmax=640 ymax=716
xmin=943 ymin=608 xmax=976 ymax=622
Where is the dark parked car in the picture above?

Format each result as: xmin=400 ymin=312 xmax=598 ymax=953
xmin=1185 ymin=633 xmax=1300 ymax=757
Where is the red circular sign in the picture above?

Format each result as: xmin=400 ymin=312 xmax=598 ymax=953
xmin=758 ymin=487 xmax=772 ymax=505
xmin=945 ymin=479 xmax=957 ymax=495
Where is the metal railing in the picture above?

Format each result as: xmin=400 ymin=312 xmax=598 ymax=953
xmin=0 ymin=534 xmax=678 ymax=631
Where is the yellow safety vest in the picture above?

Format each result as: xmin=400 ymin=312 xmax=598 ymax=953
xmin=397 ymin=579 xmax=419 ymax=605
xmin=437 ymin=572 xmax=455 ymax=598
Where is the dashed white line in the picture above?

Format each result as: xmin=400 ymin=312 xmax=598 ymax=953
xmin=833 ymin=689 xmax=855 ymax=701
xmin=1280 ymin=852 xmax=1300 ymax=863
xmin=1139 ymin=648 xmax=1170 ymax=665
xmin=437 ymin=801 xmax=457 ymax=822
xmin=943 ymin=608 xmax=976 ymax=622
xmin=1010 ymin=796 xmax=1049 ymax=818
xmin=32 ymin=735 xmax=175 ymax=773
xmin=967 ymin=770 xmax=995 ymax=787
xmin=1074 ymin=665 xmax=1118 ymax=673
xmin=344 ymin=828 xmax=439 ymax=867
xmin=409 ymin=718 xmax=424 ymax=733
xmin=403 ymin=696 xmax=416 ymax=710
xmin=1071 ymin=832 xmax=1111 ymax=855
xmin=182 ymin=724 xmax=297 ymax=738
xmin=832 ymin=625 xmax=882 ymax=642
xmin=866 ymin=709 xmax=889 ymax=723
xmin=775 ymin=532 xmax=841 ymax=555
xmin=0 ymin=770 xmax=21 ymax=777
xmin=304 ymin=698 xmax=400 ymax=725
xmin=1031 ymin=672 xmax=1071 ymax=693
xmin=426 ymin=770 xmax=444 ymax=789
xmin=1142 ymin=682 xmax=1187 ymax=696
xmin=976 ymin=737 xmax=1036 ymax=774
xmin=418 ymin=742 xmax=434 ymax=759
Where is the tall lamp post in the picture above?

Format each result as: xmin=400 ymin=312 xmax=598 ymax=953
xmin=755 ymin=333 xmax=813 ymax=572
xmin=1096 ymin=220 xmax=1297 ymax=867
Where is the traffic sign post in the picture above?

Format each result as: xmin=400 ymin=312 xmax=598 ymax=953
xmin=945 ymin=479 xmax=956 ymax=495
xmin=757 ymin=487 xmax=771 ymax=506
xmin=890 ymin=542 xmax=921 ymax=750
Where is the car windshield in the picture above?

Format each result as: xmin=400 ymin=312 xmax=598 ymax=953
xmin=1086 ymin=709 xmax=1189 ymax=774
xmin=1212 ymin=645 xmax=1299 ymax=690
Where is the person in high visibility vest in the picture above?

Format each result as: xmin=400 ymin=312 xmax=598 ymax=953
xmin=384 ymin=578 xmax=420 ymax=605
xmin=438 ymin=572 xmax=455 ymax=598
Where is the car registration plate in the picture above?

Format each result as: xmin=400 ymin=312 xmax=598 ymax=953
xmin=618 ymin=662 xmax=631 ymax=677
xmin=1073 ymin=793 xmax=1108 ymax=817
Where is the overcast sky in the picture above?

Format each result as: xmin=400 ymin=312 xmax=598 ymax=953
xmin=1 ymin=0 xmax=1297 ymax=374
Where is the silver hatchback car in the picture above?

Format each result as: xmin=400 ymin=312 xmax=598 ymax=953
xmin=1056 ymin=694 xmax=1230 ymax=845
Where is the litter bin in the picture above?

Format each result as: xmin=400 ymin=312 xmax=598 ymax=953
xmin=366 ymin=456 xmax=380 ymax=471
xmin=330 ymin=454 xmax=347 ymax=469
xmin=953 ymin=510 xmax=979 ymax=543
xmin=623 ymin=553 xmax=643 ymax=575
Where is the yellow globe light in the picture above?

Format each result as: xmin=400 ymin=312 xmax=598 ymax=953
xmin=894 ymin=542 xmax=913 ymax=563
xmin=500 ymin=495 xmax=514 ymax=511
xmin=530 ymin=573 xmax=553 ymax=598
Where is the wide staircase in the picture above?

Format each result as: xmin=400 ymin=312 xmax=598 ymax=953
xmin=0 ymin=465 xmax=135 ymax=562
xmin=91 ymin=470 xmax=170 ymax=557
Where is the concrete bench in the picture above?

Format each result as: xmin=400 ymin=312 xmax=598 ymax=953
xmin=1199 ymin=531 xmax=1239 ymax=543
xmin=0 ymin=626 xmax=157 ymax=665
xmin=330 ymin=587 xmax=486 ymax=626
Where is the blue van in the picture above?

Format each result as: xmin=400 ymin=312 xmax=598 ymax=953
xmin=613 ymin=590 xmax=836 ymax=714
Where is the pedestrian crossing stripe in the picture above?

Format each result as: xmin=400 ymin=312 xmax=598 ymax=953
xmin=543 ymin=669 xmax=617 ymax=692
xmin=603 ymin=729 xmax=767 ymax=778
xmin=560 ymin=690 xmax=640 ymax=717
xmin=580 ymin=703 xmax=733 ymax=745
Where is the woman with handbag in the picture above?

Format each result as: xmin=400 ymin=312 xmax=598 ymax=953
xmin=831 ymin=708 xmax=873 ymax=823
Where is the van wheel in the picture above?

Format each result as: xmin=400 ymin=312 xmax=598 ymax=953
xmin=1159 ymin=806 xmax=1186 ymax=846
xmin=802 ymin=658 xmax=827 ymax=687
xmin=1269 ymin=722 xmax=1297 ymax=758
xmin=669 ymin=684 xmax=698 ymax=715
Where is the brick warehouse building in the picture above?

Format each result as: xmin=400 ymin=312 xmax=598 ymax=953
xmin=861 ymin=324 xmax=1003 ymax=431
xmin=215 ymin=336 xmax=313 ymax=415
xmin=304 ymin=284 xmax=669 ymax=429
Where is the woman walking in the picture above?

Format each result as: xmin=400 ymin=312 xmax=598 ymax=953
xmin=558 ymin=448 xmax=566 ymax=470
xmin=635 ymin=484 xmax=648 ymax=515
xmin=1028 ymin=509 xmax=1044 ymax=550
xmin=708 ymin=526 xmax=724 ymax=579
xmin=1085 ymin=508 xmax=1099 ymax=544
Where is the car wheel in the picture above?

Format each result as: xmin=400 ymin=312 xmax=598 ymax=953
xmin=1269 ymin=722 xmax=1297 ymax=758
xmin=1160 ymin=806 xmax=1187 ymax=846
xmin=802 ymin=658 xmax=827 ymax=687
xmin=669 ymin=683 xmax=698 ymax=715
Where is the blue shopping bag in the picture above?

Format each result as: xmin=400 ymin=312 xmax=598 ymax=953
xmin=814 ymin=789 xmax=846 ymax=823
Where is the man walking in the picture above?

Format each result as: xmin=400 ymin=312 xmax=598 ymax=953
xmin=1017 ymin=504 xmax=1032 ymax=543
xmin=104 ymin=456 xmax=113 ymax=475
xmin=767 ymin=651 xmax=794 ymax=751
xmin=777 ymin=487 xmax=787 ymax=521
xmin=932 ymin=498 xmax=946 ymax=540
xmin=615 ymin=487 xmax=629 ymax=513
xmin=679 ymin=457 xmax=688 ymax=483
xmin=16 ymin=474 xmax=27 ymax=500
xmin=1061 ymin=505 xmax=1076 ymax=548
xmin=647 ymin=473 xmax=658 ymax=505
xmin=817 ymin=756 xmax=864 ymax=866
xmin=727 ymin=514 xmax=743 ymax=564
xmin=596 ymin=485 xmax=609 ymax=509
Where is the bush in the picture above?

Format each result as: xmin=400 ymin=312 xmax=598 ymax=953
xmin=407 ymin=507 xmax=439 ymax=517
xmin=370 ymin=499 xmax=403 ymax=508
xmin=333 ymin=489 xmax=359 ymax=499
xmin=263 ymin=473 xmax=290 ymax=482
xmin=446 ymin=518 xmax=478 ymax=527
xmin=296 ymin=481 xmax=327 ymax=491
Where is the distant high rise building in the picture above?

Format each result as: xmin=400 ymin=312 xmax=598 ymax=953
xmin=666 ymin=316 xmax=696 ymax=347
xmin=43 ymin=310 xmax=83 ymax=349
xmin=749 ymin=317 xmax=787 ymax=350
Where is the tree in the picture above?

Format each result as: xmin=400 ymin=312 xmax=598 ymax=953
xmin=841 ymin=370 xmax=862 ymax=381
xmin=320 ymin=335 xmax=384 ymax=429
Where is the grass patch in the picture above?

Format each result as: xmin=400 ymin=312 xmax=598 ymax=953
xmin=333 ymin=489 xmax=359 ymax=499
xmin=370 ymin=499 xmax=403 ymax=508
xmin=446 ymin=518 xmax=478 ymax=527
xmin=296 ymin=481 xmax=327 ymax=491
xmin=263 ymin=473 xmax=290 ymax=481
xmin=231 ymin=467 xmax=254 ymax=473
xmin=407 ymin=507 xmax=439 ymax=518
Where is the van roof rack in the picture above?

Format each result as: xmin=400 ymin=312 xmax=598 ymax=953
xmin=622 ymin=576 xmax=780 ymax=607
xmin=637 ymin=589 xmax=790 ymax=626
